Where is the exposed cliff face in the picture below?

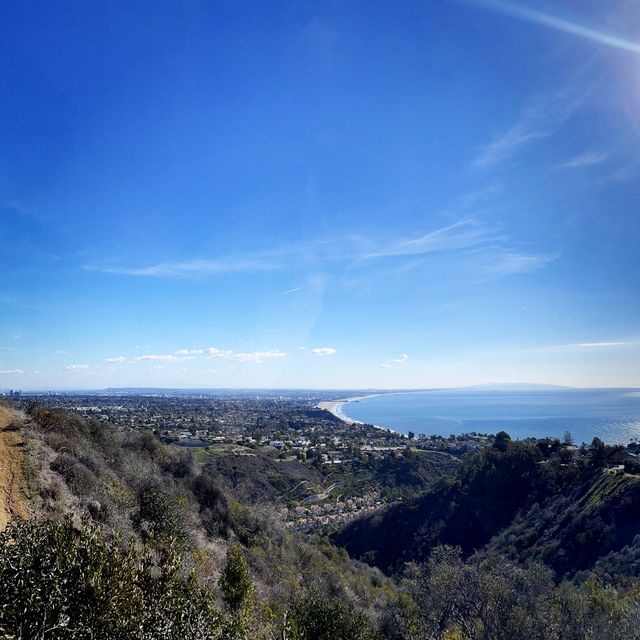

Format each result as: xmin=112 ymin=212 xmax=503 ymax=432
xmin=0 ymin=407 xmax=28 ymax=530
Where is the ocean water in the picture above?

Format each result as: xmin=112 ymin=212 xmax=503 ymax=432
xmin=340 ymin=388 xmax=640 ymax=444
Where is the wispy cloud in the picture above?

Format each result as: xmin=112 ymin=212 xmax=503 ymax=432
xmin=603 ymin=163 xmax=640 ymax=183
xmin=575 ymin=341 xmax=628 ymax=348
xmin=88 ymin=215 xmax=553 ymax=292
xmin=89 ymin=256 xmax=279 ymax=278
xmin=88 ymin=237 xmax=360 ymax=281
xmin=367 ymin=219 xmax=498 ymax=258
xmin=1 ymin=201 xmax=54 ymax=225
xmin=0 ymin=368 xmax=24 ymax=375
xmin=64 ymin=364 xmax=89 ymax=371
xmin=477 ymin=249 xmax=557 ymax=278
xmin=555 ymin=150 xmax=610 ymax=170
xmin=381 ymin=353 xmax=409 ymax=368
xmin=461 ymin=0 xmax=640 ymax=55
xmin=105 ymin=356 xmax=126 ymax=363
xmin=278 ymin=286 xmax=304 ymax=296
xmin=311 ymin=347 xmax=336 ymax=356
xmin=534 ymin=339 xmax=639 ymax=352
xmin=359 ymin=219 xmax=556 ymax=281
xmin=473 ymin=88 xmax=588 ymax=170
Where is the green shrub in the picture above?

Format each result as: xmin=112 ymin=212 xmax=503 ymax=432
xmin=136 ymin=482 xmax=188 ymax=543
xmin=0 ymin=517 xmax=221 ymax=639
xmin=220 ymin=544 xmax=254 ymax=612
xmin=288 ymin=592 xmax=376 ymax=640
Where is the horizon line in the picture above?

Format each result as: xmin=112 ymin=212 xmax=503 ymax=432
xmin=5 ymin=383 xmax=640 ymax=393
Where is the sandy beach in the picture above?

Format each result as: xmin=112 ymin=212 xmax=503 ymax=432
xmin=317 ymin=395 xmax=381 ymax=424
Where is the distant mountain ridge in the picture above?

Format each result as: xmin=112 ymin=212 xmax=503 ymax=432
xmin=459 ymin=383 xmax=573 ymax=391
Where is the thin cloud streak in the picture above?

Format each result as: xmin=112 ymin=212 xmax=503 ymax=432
xmin=89 ymin=257 xmax=280 ymax=277
xmin=478 ymin=249 xmax=558 ymax=278
xmin=358 ymin=220 xmax=557 ymax=281
xmin=473 ymin=87 xmax=588 ymax=170
xmin=278 ymin=286 xmax=304 ymax=296
xmin=531 ymin=340 xmax=640 ymax=353
xmin=576 ymin=341 xmax=627 ymax=348
xmin=461 ymin=0 xmax=640 ymax=55
xmin=367 ymin=220 xmax=498 ymax=258
xmin=87 ymin=217 xmax=555 ymax=292
xmin=555 ymin=151 xmax=610 ymax=170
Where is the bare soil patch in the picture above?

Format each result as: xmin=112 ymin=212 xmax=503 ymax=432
xmin=0 ymin=407 xmax=28 ymax=530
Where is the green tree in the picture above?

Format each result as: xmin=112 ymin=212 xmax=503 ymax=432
xmin=219 ymin=544 xmax=254 ymax=612
xmin=590 ymin=437 xmax=606 ymax=467
xmin=493 ymin=431 xmax=511 ymax=452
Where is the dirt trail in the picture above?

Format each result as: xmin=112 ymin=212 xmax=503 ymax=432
xmin=0 ymin=407 xmax=28 ymax=531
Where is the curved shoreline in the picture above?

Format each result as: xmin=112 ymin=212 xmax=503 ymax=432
xmin=316 ymin=393 xmax=407 ymax=432
xmin=316 ymin=395 xmax=372 ymax=424
xmin=318 ymin=389 xmax=640 ymax=445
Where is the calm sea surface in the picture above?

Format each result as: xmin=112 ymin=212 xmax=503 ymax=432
xmin=340 ymin=388 xmax=640 ymax=444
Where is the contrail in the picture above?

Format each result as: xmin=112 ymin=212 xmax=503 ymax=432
xmin=460 ymin=0 xmax=640 ymax=55
xmin=278 ymin=286 xmax=304 ymax=296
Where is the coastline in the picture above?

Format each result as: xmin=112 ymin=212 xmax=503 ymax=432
xmin=316 ymin=395 xmax=374 ymax=424
xmin=316 ymin=393 xmax=403 ymax=431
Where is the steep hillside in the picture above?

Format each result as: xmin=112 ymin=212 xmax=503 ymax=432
xmin=8 ymin=403 xmax=393 ymax=631
xmin=3 ymin=407 xmax=640 ymax=639
xmin=334 ymin=434 xmax=640 ymax=579
xmin=487 ymin=469 xmax=640 ymax=578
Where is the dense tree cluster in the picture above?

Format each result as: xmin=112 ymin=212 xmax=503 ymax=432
xmin=384 ymin=546 xmax=640 ymax=640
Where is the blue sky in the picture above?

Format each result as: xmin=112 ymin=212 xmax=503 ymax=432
xmin=1 ymin=0 xmax=639 ymax=389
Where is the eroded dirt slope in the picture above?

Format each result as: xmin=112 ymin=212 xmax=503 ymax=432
xmin=0 ymin=407 xmax=28 ymax=530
